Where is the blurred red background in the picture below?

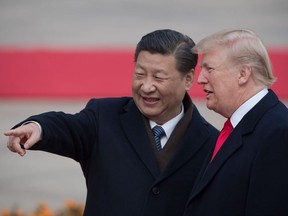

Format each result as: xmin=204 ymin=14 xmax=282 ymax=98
xmin=0 ymin=48 xmax=287 ymax=100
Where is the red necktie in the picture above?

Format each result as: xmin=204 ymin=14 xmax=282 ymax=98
xmin=211 ymin=118 xmax=233 ymax=161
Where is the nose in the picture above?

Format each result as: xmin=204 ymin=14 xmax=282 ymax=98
xmin=141 ymin=78 xmax=156 ymax=92
xmin=197 ymin=69 xmax=207 ymax=85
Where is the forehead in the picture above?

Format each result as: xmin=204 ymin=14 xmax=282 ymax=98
xmin=136 ymin=51 xmax=176 ymax=69
xmin=200 ymin=48 xmax=228 ymax=66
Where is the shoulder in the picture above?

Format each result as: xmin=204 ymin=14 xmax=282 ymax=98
xmin=85 ymin=97 xmax=133 ymax=109
xmin=192 ymin=105 xmax=220 ymax=136
xmin=76 ymin=97 xmax=135 ymax=122
xmin=260 ymin=97 xmax=288 ymax=128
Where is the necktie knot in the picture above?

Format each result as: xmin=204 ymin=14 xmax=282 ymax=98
xmin=211 ymin=118 xmax=233 ymax=160
xmin=223 ymin=118 xmax=233 ymax=132
xmin=152 ymin=125 xmax=165 ymax=151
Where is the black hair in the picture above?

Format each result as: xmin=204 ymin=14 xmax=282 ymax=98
xmin=134 ymin=29 xmax=198 ymax=74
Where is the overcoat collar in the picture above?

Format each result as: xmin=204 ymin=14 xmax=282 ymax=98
xmin=120 ymin=100 xmax=160 ymax=178
xmin=158 ymin=105 xmax=212 ymax=181
xmin=120 ymin=93 xmax=213 ymax=180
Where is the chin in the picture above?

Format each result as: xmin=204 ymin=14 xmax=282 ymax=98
xmin=206 ymin=102 xmax=212 ymax=109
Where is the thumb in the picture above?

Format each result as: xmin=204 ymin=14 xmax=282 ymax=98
xmin=22 ymin=132 xmax=40 ymax=149
xmin=5 ymin=124 xmax=41 ymax=149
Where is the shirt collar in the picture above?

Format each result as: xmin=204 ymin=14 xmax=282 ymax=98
xmin=150 ymin=103 xmax=184 ymax=139
xmin=231 ymin=88 xmax=268 ymax=127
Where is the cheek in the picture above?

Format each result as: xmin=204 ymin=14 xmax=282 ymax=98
xmin=158 ymin=83 xmax=176 ymax=94
xmin=215 ymin=82 xmax=237 ymax=105
xmin=132 ymin=79 xmax=141 ymax=89
xmin=163 ymin=86 xmax=186 ymax=103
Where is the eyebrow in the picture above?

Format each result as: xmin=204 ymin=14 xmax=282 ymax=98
xmin=200 ymin=62 xmax=209 ymax=68
xmin=136 ymin=63 xmax=168 ymax=74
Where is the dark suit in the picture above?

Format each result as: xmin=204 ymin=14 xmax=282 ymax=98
xmin=184 ymin=90 xmax=288 ymax=216
xmin=22 ymin=93 xmax=218 ymax=216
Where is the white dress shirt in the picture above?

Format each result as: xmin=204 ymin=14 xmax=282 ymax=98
xmin=150 ymin=104 xmax=184 ymax=148
xmin=230 ymin=88 xmax=268 ymax=128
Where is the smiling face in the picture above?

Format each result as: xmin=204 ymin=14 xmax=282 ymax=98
xmin=132 ymin=51 xmax=193 ymax=125
xmin=197 ymin=48 xmax=242 ymax=118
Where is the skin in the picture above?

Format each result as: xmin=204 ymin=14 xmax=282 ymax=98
xmin=5 ymin=122 xmax=41 ymax=156
xmin=132 ymin=51 xmax=194 ymax=125
xmin=197 ymin=47 xmax=264 ymax=118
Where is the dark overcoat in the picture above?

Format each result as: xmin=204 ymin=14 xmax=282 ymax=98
xmin=24 ymin=95 xmax=218 ymax=216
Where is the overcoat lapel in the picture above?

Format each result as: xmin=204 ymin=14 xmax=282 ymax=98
xmin=190 ymin=129 xmax=243 ymax=199
xmin=159 ymin=107 xmax=212 ymax=180
xmin=120 ymin=100 xmax=160 ymax=178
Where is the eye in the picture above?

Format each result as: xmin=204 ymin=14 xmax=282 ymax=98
xmin=207 ymin=67 xmax=215 ymax=73
xmin=136 ymin=72 xmax=144 ymax=76
xmin=201 ymin=63 xmax=215 ymax=73
xmin=154 ymin=71 xmax=169 ymax=81
xmin=203 ymin=65 xmax=215 ymax=73
xmin=134 ymin=71 xmax=145 ymax=79
xmin=154 ymin=75 xmax=168 ymax=81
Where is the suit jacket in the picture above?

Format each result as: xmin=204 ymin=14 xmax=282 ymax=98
xmin=184 ymin=90 xmax=288 ymax=216
xmin=23 ymin=94 xmax=219 ymax=216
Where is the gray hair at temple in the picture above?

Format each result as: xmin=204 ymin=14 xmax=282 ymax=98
xmin=192 ymin=29 xmax=276 ymax=87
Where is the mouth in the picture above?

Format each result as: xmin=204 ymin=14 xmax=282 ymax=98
xmin=204 ymin=89 xmax=213 ymax=97
xmin=143 ymin=96 xmax=160 ymax=103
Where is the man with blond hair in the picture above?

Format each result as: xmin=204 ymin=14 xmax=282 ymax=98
xmin=184 ymin=29 xmax=288 ymax=216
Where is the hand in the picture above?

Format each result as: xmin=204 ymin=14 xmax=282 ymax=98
xmin=4 ymin=123 xmax=41 ymax=156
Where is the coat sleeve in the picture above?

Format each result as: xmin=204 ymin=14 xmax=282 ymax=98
xmin=24 ymin=99 xmax=99 ymax=162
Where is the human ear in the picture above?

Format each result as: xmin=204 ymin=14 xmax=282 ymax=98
xmin=185 ymin=69 xmax=194 ymax=90
xmin=238 ymin=66 xmax=252 ymax=85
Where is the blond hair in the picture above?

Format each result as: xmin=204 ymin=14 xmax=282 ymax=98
xmin=192 ymin=29 xmax=276 ymax=86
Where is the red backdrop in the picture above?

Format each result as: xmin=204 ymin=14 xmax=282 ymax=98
xmin=0 ymin=48 xmax=287 ymax=100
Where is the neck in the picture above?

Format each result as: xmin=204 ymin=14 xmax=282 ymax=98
xmin=226 ymin=84 xmax=266 ymax=118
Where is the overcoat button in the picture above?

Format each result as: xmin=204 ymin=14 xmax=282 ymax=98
xmin=152 ymin=187 xmax=160 ymax=195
